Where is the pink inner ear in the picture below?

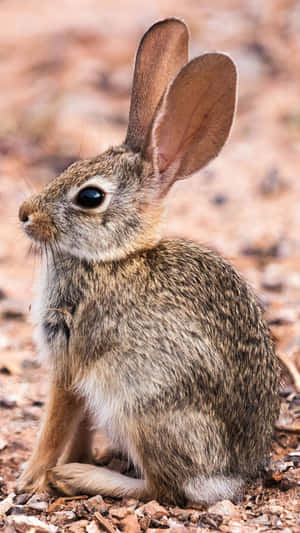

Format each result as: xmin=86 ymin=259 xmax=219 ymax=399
xmin=149 ymin=53 xmax=237 ymax=186
xmin=125 ymin=19 xmax=189 ymax=152
xmin=157 ymin=152 xmax=169 ymax=173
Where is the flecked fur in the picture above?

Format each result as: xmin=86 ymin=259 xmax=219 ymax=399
xmin=17 ymin=19 xmax=280 ymax=505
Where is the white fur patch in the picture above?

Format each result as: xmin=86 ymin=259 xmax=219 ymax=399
xmin=74 ymin=369 xmax=141 ymax=470
xmin=184 ymin=476 xmax=244 ymax=505
xmin=31 ymin=259 xmax=52 ymax=363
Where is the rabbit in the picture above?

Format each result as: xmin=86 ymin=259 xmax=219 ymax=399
xmin=17 ymin=18 xmax=280 ymax=506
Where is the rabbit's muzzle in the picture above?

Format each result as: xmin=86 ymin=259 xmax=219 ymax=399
xmin=19 ymin=199 xmax=56 ymax=244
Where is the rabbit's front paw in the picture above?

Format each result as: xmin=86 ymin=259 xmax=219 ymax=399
xmin=17 ymin=467 xmax=51 ymax=494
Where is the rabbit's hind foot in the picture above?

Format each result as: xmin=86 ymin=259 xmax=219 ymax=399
xmin=184 ymin=475 xmax=244 ymax=505
xmin=47 ymin=463 xmax=148 ymax=499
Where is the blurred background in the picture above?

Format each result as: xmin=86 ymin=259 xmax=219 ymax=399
xmin=0 ymin=0 xmax=300 ymax=474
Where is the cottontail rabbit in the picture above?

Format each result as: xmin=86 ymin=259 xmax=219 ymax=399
xmin=18 ymin=18 xmax=279 ymax=505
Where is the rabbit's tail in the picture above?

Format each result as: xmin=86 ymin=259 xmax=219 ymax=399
xmin=184 ymin=475 xmax=244 ymax=505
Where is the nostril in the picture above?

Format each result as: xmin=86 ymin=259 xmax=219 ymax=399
xmin=19 ymin=205 xmax=30 ymax=223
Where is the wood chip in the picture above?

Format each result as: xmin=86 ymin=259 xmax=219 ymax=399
xmin=120 ymin=512 xmax=141 ymax=533
xmin=86 ymin=521 xmax=102 ymax=533
xmin=47 ymin=494 xmax=88 ymax=512
xmin=6 ymin=514 xmax=58 ymax=532
xmin=0 ymin=437 xmax=8 ymax=451
xmin=277 ymin=352 xmax=300 ymax=391
xmin=0 ymin=492 xmax=15 ymax=518
xmin=275 ymin=424 xmax=300 ymax=434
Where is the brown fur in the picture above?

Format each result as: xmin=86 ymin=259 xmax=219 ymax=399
xmin=17 ymin=18 xmax=280 ymax=505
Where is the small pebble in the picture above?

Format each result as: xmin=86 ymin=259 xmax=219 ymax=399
xmin=52 ymin=510 xmax=77 ymax=522
xmin=136 ymin=500 xmax=169 ymax=519
xmin=208 ymin=499 xmax=241 ymax=518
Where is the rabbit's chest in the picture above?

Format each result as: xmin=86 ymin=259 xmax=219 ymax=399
xmin=31 ymin=266 xmax=79 ymax=362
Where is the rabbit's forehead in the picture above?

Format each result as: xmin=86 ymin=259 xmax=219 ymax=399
xmin=48 ymin=148 xmax=142 ymax=195
xmin=61 ymin=156 xmax=119 ymax=188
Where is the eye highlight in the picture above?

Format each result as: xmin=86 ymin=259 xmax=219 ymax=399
xmin=76 ymin=187 xmax=105 ymax=209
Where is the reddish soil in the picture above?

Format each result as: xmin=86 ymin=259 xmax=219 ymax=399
xmin=0 ymin=1 xmax=299 ymax=531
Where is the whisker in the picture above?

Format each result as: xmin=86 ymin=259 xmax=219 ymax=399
xmin=26 ymin=243 xmax=33 ymax=259
xmin=44 ymin=243 xmax=51 ymax=277
xmin=50 ymin=241 xmax=60 ymax=279
xmin=26 ymin=242 xmax=42 ymax=259
xmin=53 ymin=238 xmax=67 ymax=278
xmin=21 ymin=175 xmax=37 ymax=194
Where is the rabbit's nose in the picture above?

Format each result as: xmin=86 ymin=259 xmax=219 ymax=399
xmin=19 ymin=203 xmax=31 ymax=223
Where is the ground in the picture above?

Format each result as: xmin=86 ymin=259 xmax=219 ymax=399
xmin=0 ymin=1 xmax=300 ymax=531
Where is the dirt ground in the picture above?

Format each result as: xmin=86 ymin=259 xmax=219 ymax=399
xmin=0 ymin=1 xmax=300 ymax=531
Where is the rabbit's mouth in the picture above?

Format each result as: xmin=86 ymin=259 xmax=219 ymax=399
xmin=19 ymin=202 xmax=57 ymax=244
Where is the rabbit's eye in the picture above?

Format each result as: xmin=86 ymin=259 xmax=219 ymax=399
xmin=76 ymin=187 xmax=105 ymax=209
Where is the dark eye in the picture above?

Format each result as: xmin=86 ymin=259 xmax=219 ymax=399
xmin=76 ymin=187 xmax=105 ymax=209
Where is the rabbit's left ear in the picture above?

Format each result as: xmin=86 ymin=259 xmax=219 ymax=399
xmin=144 ymin=53 xmax=237 ymax=195
xmin=125 ymin=18 xmax=189 ymax=153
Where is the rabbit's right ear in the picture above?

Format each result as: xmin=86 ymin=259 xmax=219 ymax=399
xmin=125 ymin=18 xmax=189 ymax=152
xmin=144 ymin=53 xmax=238 ymax=196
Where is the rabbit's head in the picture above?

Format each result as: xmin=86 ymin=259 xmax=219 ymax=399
xmin=19 ymin=18 xmax=237 ymax=262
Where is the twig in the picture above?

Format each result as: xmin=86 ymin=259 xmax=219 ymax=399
xmin=0 ymin=492 xmax=15 ymax=518
xmin=275 ymin=424 xmax=300 ymax=434
xmin=48 ymin=494 xmax=88 ymax=512
xmin=95 ymin=511 xmax=117 ymax=533
xmin=277 ymin=351 xmax=300 ymax=392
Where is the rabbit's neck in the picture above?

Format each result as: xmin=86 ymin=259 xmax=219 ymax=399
xmin=31 ymin=250 xmax=146 ymax=378
xmin=31 ymin=254 xmax=87 ymax=369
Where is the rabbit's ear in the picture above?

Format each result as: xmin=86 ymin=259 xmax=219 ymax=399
xmin=145 ymin=53 xmax=237 ymax=195
xmin=125 ymin=18 xmax=189 ymax=152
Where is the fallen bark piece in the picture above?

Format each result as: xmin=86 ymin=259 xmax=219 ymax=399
xmin=51 ymin=510 xmax=77 ymax=523
xmin=84 ymin=495 xmax=107 ymax=514
xmin=147 ymin=516 xmax=169 ymax=529
xmin=87 ymin=521 xmax=102 ymax=533
xmin=119 ymin=511 xmax=141 ymax=533
xmin=276 ymin=401 xmax=300 ymax=434
xmin=207 ymin=499 xmax=241 ymax=518
xmin=262 ymin=264 xmax=284 ymax=291
xmin=6 ymin=514 xmax=58 ymax=532
xmin=26 ymin=493 xmax=49 ymax=512
xmin=109 ymin=505 xmax=131 ymax=519
xmin=138 ymin=515 xmax=150 ymax=530
xmin=249 ymin=513 xmax=271 ymax=526
xmin=86 ymin=521 xmax=102 ymax=533
xmin=0 ymin=492 xmax=16 ymax=517
xmin=226 ymin=520 xmax=258 ymax=533
xmin=95 ymin=511 xmax=117 ymax=533
xmin=0 ymin=396 xmax=17 ymax=409
xmin=168 ymin=508 xmax=194 ymax=521
xmin=14 ymin=493 xmax=31 ymax=506
xmin=146 ymin=528 xmax=190 ymax=533
xmin=264 ymin=458 xmax=293 ymax=482
xmin=48 ymin=495 xmax=88 ymax=512
xmin=277 ymin=352 xmax=300 ymax=391
xmin=0 ymin=437 xmax=8 ymax=451
xmin=121 ymin=499 xmax=139 ymax=509
xmin=67 ymin=520 xmax=91 ymax=532
xmin=198 ymin=512 xmax=223 ymax=529
xmin=136 ymin=500 xmax=169 ymax=519
xmin=276 ymin=423 xmax=300 ymax=434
